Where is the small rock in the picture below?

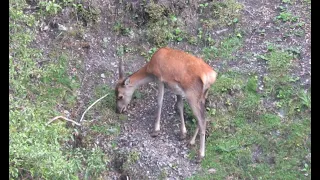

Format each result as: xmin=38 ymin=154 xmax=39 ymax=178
xmin=64 ymin=110 xmax=70 ymax=117
xmin=43 ymin=26 xmax=49 ymax=31
xmin=100 ymin=73 xmax=105 ymax=78
xmin=208 ymin=168 xmax=217 ymax=174
xmin=58 ymin=24 xmax=68 ymax=31
xmin=216 ymin=28 xmax=228 ymax=34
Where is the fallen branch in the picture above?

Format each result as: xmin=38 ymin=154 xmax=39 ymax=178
xmin=47 ymin=116 xmax=81 ymax=126
xmin=79 ymin=93 xmax=109 ymax=122
xmin=47 ymin=93 xmax=110 ymax=126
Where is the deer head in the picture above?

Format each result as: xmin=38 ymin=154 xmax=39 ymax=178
xmin=115 ymin=59 xmax=135 ymax=113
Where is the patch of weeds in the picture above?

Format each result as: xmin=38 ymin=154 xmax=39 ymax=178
xmin=276 ymin=11 xmax=298 ymax=22
xmin=144 ymin=2 xmax=186 ymax=46
xmin=260 ymin=113 xmax=281 ymax=130
xmin=121 ymin=151 xmax=140 ymax=174
xmin=72 ymin=2 xmax=100 ymax=26
xmin=128 ymin=151 xmax=140 ymax=163
xmin=71 ymin=147 xmax=107 ymax=179
xmin=146 ymin=18 xmax=186 ymax=46
xmin=237 ymin=91 xmax=262 ymax=122
xmin=187 ymin=36 xmax=198 ymax=45
xmin=203 ymin=35 xmax=243 ymax=61
xmin=113 ymin=21 xmax=132 ymax=36
xmin=141 ymin=47 xmax=157 ymax=61
xmin=294 ymin=29 xmax=305 ymax=37
xmin=286 ymin=46 xmax=302 ymax=58
xmin=144 ymin=2 xmax=173 ymax=46
xmin=298 ymin=90 xmax=311 ymax=109
xmin=202 ymin=46 xmax=218 ymax=61
xmin=282 ymin=0 xmax=292 ymax=4
xmin=116 ymin=45 xmax=135 ymax=57
xmin=173 ymin=27 xmax=185 ymax=42
xmin=206 ymin=107 xmax=217 ymax=117
xmin=246 ymin=76 xmax=258 ymax=93
xmin=206 ymin=0 xmax=243 ymax=27
xmin=38 ymin=0 xmax=62 ymax=16
xmin=91 ymin=124 xmax=120 ymax=136
xmin=94 ymin=85 xmax=116 ymax=110
xmin=146 ymin=19 xmax=174 ymax=46
xmin=9 ymin=1 xmax=108 ymax=178
xmin=145 ymin=2 xmax=168 ymax=22
xmin=210 ymin=72 xmax=244 ymax=95
xmin=259 ymin=48 xmax=293 ymax=76
xmin=198 ymin=2 xmax=209 ymax=14
xmin=158 ymin=169 xmax=168 ymax=179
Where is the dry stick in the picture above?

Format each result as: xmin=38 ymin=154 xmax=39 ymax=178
xmin=47 ymin=93 xmax=109 ymax=126
xmin=79 ymin=93 xmax=109 ymax=122
xmin=47 ymin=116 xmax=81 ymax=126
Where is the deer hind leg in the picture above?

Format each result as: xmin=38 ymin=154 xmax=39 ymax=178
xmin=176 ymin=95 xmax=187 ymax=140
xmin=187 ymin=95 xmax=207 ymax=163
xmin=189 ymin=126 xmax=199 ymax=145
xmin=151 ymin=81 xmax=164 ymax=137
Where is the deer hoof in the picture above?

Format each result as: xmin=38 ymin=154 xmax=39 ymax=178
xmin=150 ymin=130 xmax=160 ymax=137
xmin=188 ymin=139 xmax=196 ymax=146
xmin=187 ymin=142 xmax=195 ymax=148
xmin=196 ymin=155 xmax=204 ymax=164
xmin=179 ymin=133 xmax=187 ymax=140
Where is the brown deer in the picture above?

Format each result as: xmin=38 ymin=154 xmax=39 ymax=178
xmin=115 ymin=47 xmax=217 ymax=162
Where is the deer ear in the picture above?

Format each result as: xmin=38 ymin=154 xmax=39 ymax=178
xmin=123 ymin=77 xmax=130 ymax=86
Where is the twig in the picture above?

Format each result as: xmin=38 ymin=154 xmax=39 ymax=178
xmin=79 ymin=94 xmax=109 ymax=122
xmin=47 ymin=116 xmax=81 ymax=126
xmin=47 ymin=94 xmax=109 ymax=126
xmin=244 ymin=8 xmax=254 ymax=17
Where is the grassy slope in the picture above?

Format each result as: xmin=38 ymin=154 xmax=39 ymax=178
xmin=9 ymin=0 xmax=108 ymax=179
xmin=187 ymin=1 xmax=311 ymax=179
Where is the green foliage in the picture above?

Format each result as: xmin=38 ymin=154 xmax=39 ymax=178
xmin=203 ymin=35 xmax=243 ymax=61
xmin=113 ymin=21 xmax=132 ymax=36
xmin=143 ymin=2 xmax=186 ymax=46
xmin=208 ymin=0 xmax=243 ymax=27
xmin=145 ymin=2 xmax=167 ymax=22
xmin=298 ymin=90 xmax=311 ymax=109
xmin=9 ymin=1 xmax=107 ymax=179
xmin=94 ymin=85 xmax=116 ymax=110
xmin=246 ymin=76 xmax=258 ymax=93
xmin=210 ymin=73 xmax=243 ymax=94
xmin=141 ymin=47 xmax=157 ymax=61
xmin=39 ymin=0 xmax=62 ymax=16
xmin=276 ymin=9 xmax=298 ymax=22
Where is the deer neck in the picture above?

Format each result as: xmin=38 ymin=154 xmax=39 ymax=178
xmin=128 ymin=65 xmax=154 ymax=89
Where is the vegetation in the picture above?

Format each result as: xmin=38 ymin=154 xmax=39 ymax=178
xmin=9 ymin=0 xmax=108 ymax=179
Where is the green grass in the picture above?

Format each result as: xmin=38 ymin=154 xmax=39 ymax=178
xmin=198 ymin=0 xmax=243 ymax=28
xmin=202 ymin=35 xmax=243 ymax=61
xmin=9 ymin=0 xmax=108 ymax=179
xmin=190 ymin=43 xmax=310 ymax=179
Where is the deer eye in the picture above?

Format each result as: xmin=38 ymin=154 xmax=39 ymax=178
xmin=117 ymin=95 xmax=123 ymax=100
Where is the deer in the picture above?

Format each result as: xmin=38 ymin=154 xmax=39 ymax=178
xmin=115 ymin=47 xmax=217 ymax=162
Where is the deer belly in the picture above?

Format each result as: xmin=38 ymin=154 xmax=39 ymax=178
xmin=165 ymin=83 xmax=185 ymax=96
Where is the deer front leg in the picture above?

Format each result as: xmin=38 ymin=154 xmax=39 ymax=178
xmin=176 ymin=95 xmax=187 ymax=140
xmin=151 ymin=81 xmax=164 ymax=137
